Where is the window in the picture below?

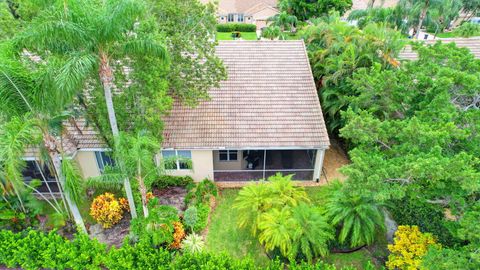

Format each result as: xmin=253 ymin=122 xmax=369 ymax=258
xmin=227 ymin=13 xmax=234 ymax=22
xmin=219 ymin=150 xmax=238 ymax=161
xmin=95 ymin=151 xmax=115 ymax=173
xmin=162 ymin=150 xmax=192 ymax=170
xmin=237 ymin=13 xmax=244 ymax=22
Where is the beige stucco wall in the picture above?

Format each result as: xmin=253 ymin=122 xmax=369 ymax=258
xmin=74 ymin=151 xmax=101 ymax=179
xmin=212 ymin=150 xmax=245 ymax=170
xmin=164 ymin=150 xmax=214 ymax=182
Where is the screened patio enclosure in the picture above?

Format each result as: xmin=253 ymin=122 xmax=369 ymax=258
xmin=213 ymin=149 xmax=317 ymax=181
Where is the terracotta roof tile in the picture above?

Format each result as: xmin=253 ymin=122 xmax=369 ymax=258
xmin=399 ymin=38 xmax=480 ymax=60
xmin=162 ymin=40 xmax=330 ymax=149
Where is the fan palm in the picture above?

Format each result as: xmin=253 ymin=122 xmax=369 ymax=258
xmin=0 ymin=47 xmax=87 ymax=231
xmin=325 ymin=189 xmax=385 ymax=248
xmin=291 ymin=203 xmax=335 ymax=262
xmin=16 ymin=0 xmax=169 ymax=218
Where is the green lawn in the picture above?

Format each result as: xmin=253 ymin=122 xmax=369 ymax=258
xmin=206 ymin=187 xmax=379 ymax=269
xmin=206 ymin=189 xmax=270 ymax=266
xmin=216 ymin=32 xmax=258 ymax=41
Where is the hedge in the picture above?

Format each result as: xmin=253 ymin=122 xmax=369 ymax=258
xmin=217 ymin=23 xmax=256 ymax=32
xmin=151 ymin=175 xmax=194 ymax=189
xmin=0 ymin=229 xmax=358 ymax=270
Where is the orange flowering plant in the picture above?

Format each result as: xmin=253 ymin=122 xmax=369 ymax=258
xmin=170 ymin=221 xmax=186 ymax=249
xmin=386 ymin=225 xmax=441 ymax=270
xmin=90 ymin=193 xmax=124 ymax=228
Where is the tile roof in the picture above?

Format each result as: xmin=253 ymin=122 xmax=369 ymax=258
xmin=162 ymin=40 xmax=330 ymax=150
xmin=399 ymin=38 xmax=480 ymax=60
xmin=200 ymin=0 xmax=278 ymax=14
xmin=23 ymin=118 xmax=107 ymax=158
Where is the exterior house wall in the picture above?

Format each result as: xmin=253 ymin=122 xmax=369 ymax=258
xmin=252 ymin=8 xmax=277 ymax=29
xmin=212 ymin=150 xmax=245 ymax=170
xmin=75 ymin=151 xmax=101 ymax=179
xmin=164 ymin=150 xmax=214 ymax=182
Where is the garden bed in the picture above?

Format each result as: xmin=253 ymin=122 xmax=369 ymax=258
xmin=152 ymin=186 xmax=188 ymax=212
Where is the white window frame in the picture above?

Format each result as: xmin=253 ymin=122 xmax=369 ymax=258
xmin=227 ymin=13 xmax=235 ymax=22
xmin=162 ymin=150 xmax=192 ymax=170
xmin=237 ymin=13 xmax=244 ymax=22
xmin=219 ymin=150 xmax=238 ymax=162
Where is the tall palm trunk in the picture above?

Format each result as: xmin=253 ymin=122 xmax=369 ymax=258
xmin=43 ymin=134 xmax=86 ymax=233
xmin=99 ymin=52 xmax=137 ymax=218
xmin=414 ymin=0 xmax=429 ymax=39
xmin=137 ymin=160 xmax=149 ymax=217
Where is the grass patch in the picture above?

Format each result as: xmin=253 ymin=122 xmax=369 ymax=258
xmin=325 ymin=249 xmax=374 ymax=270
xmin=206 ymin=189 xmax=270 ymax=266
xmin=435 ymin=32 xmax=458 ymax=38
xmin=216 ymin=32 xmax=258 ymax=40
xmin=206 ymin=186 xmax=379 ymax=268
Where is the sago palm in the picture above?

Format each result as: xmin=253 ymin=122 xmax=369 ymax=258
xmin=17 ymin=0 xmax=169 ymax=217
xmin=325 ymin=189 xmax=385 ymax=248
xmin=268 ymin=173 xmax=309 ymax=207
xmin=291 ymin=203 xmax=335 ymax=262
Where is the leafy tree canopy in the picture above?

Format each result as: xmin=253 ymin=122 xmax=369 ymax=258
xmin=279 ymin=0 xmax=353 ymax=21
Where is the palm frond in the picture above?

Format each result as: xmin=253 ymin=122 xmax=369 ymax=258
xmin=61 ymin=157 xmax=84 ymax=204
xmin=121 ymin=38 xmax=169 ymax=62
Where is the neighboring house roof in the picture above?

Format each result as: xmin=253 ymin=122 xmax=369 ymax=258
xmin=162 ymin=40 xmax=330 ymax=150
xmin=200 ymin=0 xmax=278 ymax=14
xmin=399 ymin=38 xmax=480 ymax=60
xmin=24 ymin=119 xmax=107 ymax=159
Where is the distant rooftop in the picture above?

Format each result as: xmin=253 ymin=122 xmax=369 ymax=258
xmin=399 ymin=37 xmax=480 ymax=60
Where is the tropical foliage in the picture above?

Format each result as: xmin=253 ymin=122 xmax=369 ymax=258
xmin=234 ymin=174 xmax=336 ymax=262
xmin=386 ymin=225 xmax=440 ymax=270
xmin=90 ymin=193 xmax=124 ymax=229
xmin=279 ymin=0 xmax=353 ymax=21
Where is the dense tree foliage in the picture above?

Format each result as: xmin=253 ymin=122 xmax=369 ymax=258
xmin=304 ymin=15 xmax=404 ymax=132
xmin=279 ymin=0 xmax=352 ymax=21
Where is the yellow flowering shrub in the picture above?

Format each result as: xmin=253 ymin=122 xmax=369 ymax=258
xmin=386 ymin=225 xmax=441 ymax=270
xmin=90 ymin=193 xmax=124 ymax=228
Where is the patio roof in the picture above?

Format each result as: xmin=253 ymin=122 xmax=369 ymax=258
xmin=162 ymin=40 xmax=330 ymax=150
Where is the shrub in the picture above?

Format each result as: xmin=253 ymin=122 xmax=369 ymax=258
xmin=217 ymin=23 xmax=235 ymax=32
xmin=183 ymin=206 xmax=198 ymax=232
xmin=90 ymin=193 xmax=124 ymax=228
xmin=193 ymin=203 xmax=210 ymax=232
xmin=181 ymin=233 xmax=205 ymax=254
xmin=236 ymin=23 xmax=256 ymax=32
xmin=388 ymin=197 xmax=460 ymax=246
xmin=131 ymin=199 xmax=179 ymax=246
xmin=216 ymin=23 xmax=256 ymax=32
xmin=453 ymin=22 xmax=480 ymax=37
xmin=118 ymin=197 xmax=130 ymax=212
xmin=170 ymin=221 xmax=186 ymax=249
xmin=386 ymin=225 xmax=441 ymax=270
xmin=151 ymin=175 xmax=194 ymax=189
xmin=185 ymin=179 xmax=218 ymax=205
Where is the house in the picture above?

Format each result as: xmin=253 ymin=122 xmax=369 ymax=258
xmin=399 ymin=38 xmax=480 ymax=60
xmin=22 ymin=40 xmax=330 ymax=188
xmin=201 ymin=0 xmax=279 ymax=29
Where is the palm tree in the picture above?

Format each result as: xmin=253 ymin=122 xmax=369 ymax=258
xmin=17 ymin=0 xmax=169 ymax=218
xmin=291 ymin=203 xmax=335 ymax=262
xmin=258 ymin=207 xmax=298 ymax=257
xmin=267 ymin=11 xmax=298 ymax=33
xmin=0 ymin=46 xmax=87 ymax=231
xmin=325 ymin=189 xmax=385 ymax=248
xmin=116 ymin=132 xmax=160 ymax=217
xmin=233 ymin=183 xmax=273 ymax=236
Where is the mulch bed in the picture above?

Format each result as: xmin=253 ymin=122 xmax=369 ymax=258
xmin=152 ymin=186 xmax=188 ymax=212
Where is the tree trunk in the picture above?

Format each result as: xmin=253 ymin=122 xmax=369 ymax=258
xmin=99 ymin=52 xmax=137 ymax=218
xmin=43 ymin=135 xmax=86 ymax=233
xmin=368 ymin=0 xmax=376 ymax=9
xmin=137 ymin=161 xmax=149 ymax=217
xmin=415 ymin=0 xmax=429 ymax=39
